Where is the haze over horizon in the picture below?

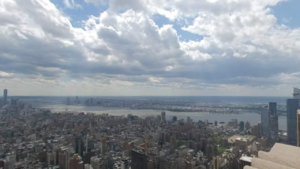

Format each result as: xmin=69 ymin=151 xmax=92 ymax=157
xmin=1 ymin=0 xmax=300 ymax=96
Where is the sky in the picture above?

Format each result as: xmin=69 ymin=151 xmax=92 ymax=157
xmin=0 ymin=0 xmax=300 ymax=96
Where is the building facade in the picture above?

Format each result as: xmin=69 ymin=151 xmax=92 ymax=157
xmin=261 ymin=109 xmax=270 ymax=139
xmin=3 ymin=89 xmax=7 ymax=105
xmin=91 ymin=156 xmax=100 ymax=169
xmin=131 ymin=150 xmax=147 ymax=169
xmin=269 ymin=102 xmax=278 ymax=143
xmin=287 ymin=99 xmax=299 ymax=145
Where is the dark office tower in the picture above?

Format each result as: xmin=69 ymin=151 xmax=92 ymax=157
xmin=269 ymin=102 xmax=278 ymax=142
xmin=161 ymin=112 xmax=166 ymax=123
xmin=287 ymin=99 xmax=299 ymax=145
xmin=239 ymin=121 xmax=245 ymax=131
xmin=261 ymin=109 xmax=270 ymax=139
xmin=131 ymin=149 xmax=147 ymax=169
xmin=3 ymin=89 xmax=7 ymax=105
xmin=75 ymin=138 xmax=84 ymax=157
xmin=269 ymin=102 xmax=277 ymax=115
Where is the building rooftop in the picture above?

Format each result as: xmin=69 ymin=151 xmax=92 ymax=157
xmin=240 ymin=156 xmax=252 ymax=163
xmin=244 ymin=143 xmax=300 ymax=169
xmin=228 ymin=135 xmax=256 ymax=144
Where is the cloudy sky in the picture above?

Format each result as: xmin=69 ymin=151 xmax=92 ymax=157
xmin=0 ymin=0 xmax=300 ymax=96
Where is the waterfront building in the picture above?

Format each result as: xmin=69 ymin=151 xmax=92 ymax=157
xmin=287 ymin=99 xmax=299 ymax=145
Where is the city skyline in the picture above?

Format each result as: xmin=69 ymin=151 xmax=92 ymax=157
xmin=1 ymin=87 xmax=300 ymax=97
xmin=0 ymin=0 xmax=300 ymax=96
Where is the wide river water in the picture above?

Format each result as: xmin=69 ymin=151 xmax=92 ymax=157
xmin=39 ymin=104 xmax=287 ymax=131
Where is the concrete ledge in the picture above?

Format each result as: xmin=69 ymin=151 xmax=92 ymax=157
xmin=270 ymin=143 xmax=300 ymax=159
xmin=258 ymin=151 xmax=300 ymax=169
xmin=252 ymin=158 xmax=296 ymax=169
xmin=244 ymin=166 xmax=258 ymax=169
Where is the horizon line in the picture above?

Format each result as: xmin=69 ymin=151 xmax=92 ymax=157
xmin=2 ymin=95 xmax=292 ymax=97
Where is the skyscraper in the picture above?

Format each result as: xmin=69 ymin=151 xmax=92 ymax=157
xmin=68 ymin=154 xmax=83 ymax=169
xmin=90 ymin=156 xmax=100 ymax=169
xmin=75 ymin=137 xmax=84 ymax=157
xmin=131 ymin=149 xmax=147 ymax=169
xmin=269 ymin=102 xmax=278 ymax=142
xmin=161 ymin=112 xmax=166 ymax=123
xmin=3 ymin=89 xmax=7 ymax=105
xmin=261 ymin=109 xmax=270 ymax=138
xmin=287 ymin=99 xmax=299 ymax=145
xmin=293 ymin=87 xmax=300 ymax=99
xmin=121 ymin=159 xmax=129 ymax=169
xmin=261 ymin=102 xmax=279 ymax=142
xmin=101 ymin=137 xmax=107 ymax=154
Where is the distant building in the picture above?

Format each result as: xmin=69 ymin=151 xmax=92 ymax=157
xmin=121 ymin=159 xmax=129 ymax=169
xmin=101 ymin=137 xmax=107 ymax=154
xmin=287 ymin=99 xmax=299 ymax=145
xmin=293 ymin=87 xmax=300 ymax=99
xmin=84 ymin=164 xmax=92 ymax=169
xmin=11 ymin=99 xmax=18 ymax=106
xmin=239 ymin=156 xmax=252 ymax=169
xmin=68 ymin=154 xmax=83 ymax=169
xmin=90 ymin=156 xmax=100 ymax=169
xmin=251 ymin=124 xmax=261 ymax=138
xmin=261 ymin=102 xmax=278 ymax=143
xmin=239 ymin=121 xmax=245 ymax=131
xmin=269 ymin=102 xmax=278 ymax=142
xmin=75 ymin=137 xmax=84 ymax=157
xmin=261 ymin=109 xmax=270 ymax=139
xmin=245 ymin=121 xmax=250 ymax=130
xmin=161 ymin=112 xmax=166 ymax=123
xmin=3 ymin=89 xmax=7 ymax=105
xmin=187 ymin=116 xmax=191 ymax=123
xmin=212 ymin=156 xmax=225 ymax=169
xmin=59 ymin=147 xmax=74 ymax=169
xmin=172 ymin=116 xmax=177 ymax=122
xmin=131 ymin=149 xmax=147 ymax=169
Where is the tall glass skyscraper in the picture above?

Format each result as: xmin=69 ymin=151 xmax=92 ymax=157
xmin=269 ymin=102 xmax=278 ymax=142
xmin=287 ymin=99 xmax=299 ymax=145
xmin=261 ymin=102 xmax=278 ymax=142
xmin=3 ymin=89 xmax=7 ymax=105
xmin=261 ymin=109 xmax=270 ymax=139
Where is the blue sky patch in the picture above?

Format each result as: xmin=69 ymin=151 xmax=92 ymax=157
xmin=270 ymin=0 xmax=300 ymax=28
xmin=50 ymin=0 xmax=108 ymax=27
xmin=153 ymin=14 xmax=204 ymax=42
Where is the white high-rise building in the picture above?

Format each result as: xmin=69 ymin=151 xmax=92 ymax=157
xmin=91 ymin=156 xmax=100 ymax=169
xmin=293 ymin=87 xmax=300 ymax=99
xmin=6 ymin=152 xmax=16 ymax=168
xmin=121 ymin=159 xmax=129 ymax=169
xmin=85 ymin=164 xmax=93 ymax=169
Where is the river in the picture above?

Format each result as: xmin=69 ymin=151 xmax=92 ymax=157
xmin=39 ymin=104 xmax=287 ymax=131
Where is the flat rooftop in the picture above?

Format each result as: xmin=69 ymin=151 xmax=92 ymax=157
xmin=228 ymin=135 xmax=256 ymax=143
xmin=240 ymin=156 xmax=252 ymax=163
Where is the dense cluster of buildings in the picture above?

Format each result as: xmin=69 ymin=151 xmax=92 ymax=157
xmin=0 ymin=88 xmax=300 ymax=169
